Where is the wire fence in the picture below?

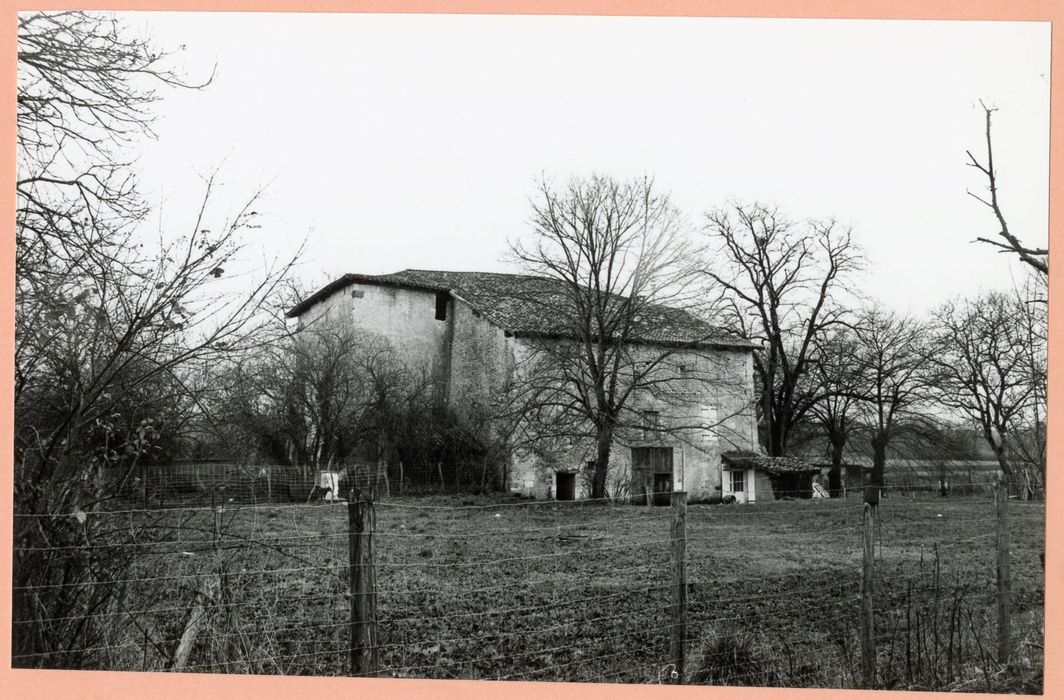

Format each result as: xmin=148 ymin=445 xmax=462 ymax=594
xmin=10 ymin=473 xmax=1045 ymax=692
xmin=95 ymin=459 xmax=512 ymax=509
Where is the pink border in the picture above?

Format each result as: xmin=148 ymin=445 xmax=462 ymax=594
xmin=0 ymin=3 xmax=1058 ymax=699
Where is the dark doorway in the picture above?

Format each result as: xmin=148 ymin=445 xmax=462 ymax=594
xmin=556 ymin=472 xmax=576 ymax=501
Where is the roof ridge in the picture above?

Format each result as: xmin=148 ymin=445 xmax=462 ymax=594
xmin=287 ymin=269 xmax=754 ymax=349
xmin=398 ymin=268 xmax=549 ymax=280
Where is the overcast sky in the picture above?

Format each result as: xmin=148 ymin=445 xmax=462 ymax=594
xmin=126 ymin=12 xmax=1050 ymax=315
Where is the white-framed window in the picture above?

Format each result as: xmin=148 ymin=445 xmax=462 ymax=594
xmin=730 ymin=469 xmax=745 ymax=494
xmin=701 ymin=404 xmax=718 ymax=443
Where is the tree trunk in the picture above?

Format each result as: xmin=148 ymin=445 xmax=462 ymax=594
xmin=591 ymin=422 xmax=614 ymax=499
xmin=984 ymin=430 xmax=1015 ymax=496
xmin=993 ymin=445 xmax=1015 ymax=497
xmin=992 ymin=446 xmax=1013 ymax=478
xmin=870 ymin=433 xmax=887 ymax=499
xmin=764 ymin=403 xmax=787 ymax=457
xmin=828 ymin=436 xmax=845 ymax=497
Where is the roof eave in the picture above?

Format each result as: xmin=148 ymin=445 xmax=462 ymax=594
xmin=286 ymin=273 xmax=452 ymax=318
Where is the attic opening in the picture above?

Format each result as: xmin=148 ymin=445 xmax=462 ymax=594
xmin=434 ymin=291 xmax=448 ymax=321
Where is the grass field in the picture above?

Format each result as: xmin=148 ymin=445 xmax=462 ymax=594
xmin=40 ymin=492 xmax=1044 ymax=691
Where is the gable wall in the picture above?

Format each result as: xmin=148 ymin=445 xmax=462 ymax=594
xmin=297 ymin=282 xmax=454 ymax=384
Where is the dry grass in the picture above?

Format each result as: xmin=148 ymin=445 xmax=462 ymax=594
xmin=15 ymin=492 xmax=1044 ymax=691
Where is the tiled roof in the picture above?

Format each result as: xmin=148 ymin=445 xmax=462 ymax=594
xmin=288 ymin=269 xmax=752 ymax=350
xmin=722 ymin=451 xmax=821 ymax=474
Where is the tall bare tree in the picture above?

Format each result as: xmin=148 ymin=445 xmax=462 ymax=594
xmin=852 ymin=307 xmax=933 ymax=496
xmin=1010 ymin=276 xmax=1048 ymax=486
xmin=931 ymin=288 xmax=1045 ymax=494
xmin=703 ymin=203 xmax=862 ymax=457
xmin=509 ymin=174 xmax=721 ymax=499
xmin=806 ymin=328 xmax=867 ymax=495
xmin=13 ymin=12 xmax=300 ymax=667
xmin=966 ymin=101 xmax=1048 ymax=276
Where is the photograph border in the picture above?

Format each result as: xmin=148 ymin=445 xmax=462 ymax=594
xmin=0 ymin=2 xmax=1059 ymax=699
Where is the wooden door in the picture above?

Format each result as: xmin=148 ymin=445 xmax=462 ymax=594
xmin=653 ymin=472 xmax=673 ymax=506
xmin=632 ymin=447 xmax=674 ymax=505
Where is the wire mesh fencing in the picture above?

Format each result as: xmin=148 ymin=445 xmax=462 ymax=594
xmin=10 ymin=473 xmax=1045 ymax=692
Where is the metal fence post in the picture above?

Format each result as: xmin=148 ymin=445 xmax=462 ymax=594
xmin=861 ymin=502 xmax=876 ymax=688
xmin=348 ymin=487 xmax=379 ymax=676
xmin=996 ymin=476 xmax=1012 ymax=664
xmin=669 ymin=491 xmax=687 ymax=683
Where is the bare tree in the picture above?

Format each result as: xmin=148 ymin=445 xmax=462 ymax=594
xmin=16 ymin=12 xmax=209 ymax=297
xmin=852 ymin=307 xmax=933 ymax=496
xmin=931 ymin=288 xmax=1045 ymax=495
xmin=13 ymin=174 xmax=299 ymax=663
xmin=966 ymin=101 xmax=1048 ymax=276
xmin=805 ymin=328 xmax=867 ymax=495
xmin=702 ymin=203 xmax=862 ymax=457
xmin=222 ymin=323 xmax=485 ymax=496
xmin=1010 ymin=276 xmax=1048 ymax=487
xmin=509 ymin=174 xmax=728 ymax=499
xmin=13 ymin=12 xmax=301 ymax=667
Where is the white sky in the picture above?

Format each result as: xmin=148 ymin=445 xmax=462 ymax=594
xmin=125 ymin=13 xmax=1050 ymax=315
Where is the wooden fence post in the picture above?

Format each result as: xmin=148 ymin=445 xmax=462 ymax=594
xmin=173 ymin=506 xmax=223 ymax=672
xmin=996 ymin=476 xmax=1012 ymax=664
xmin=169 ymin=577 xmax=217 ymax=671
xmin=348 ymin=487 xmax=379 ymax=676
xmin=669 ymin=491 xmax=688 ymax=684
xmin=860 ymin=502 xmax=876 ymax=688
xmin=213 ymin=506 xmax=223 ymax=552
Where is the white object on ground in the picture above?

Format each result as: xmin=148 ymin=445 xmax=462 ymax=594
xmin=318 ymin=471 xmax=340 ymax=502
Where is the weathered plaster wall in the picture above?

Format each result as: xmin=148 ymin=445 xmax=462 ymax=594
xmin=446 ymin=296 xmax=517 ymax=413
xmin=506 ymin=343 xmax=757 ymax=503
xmin=297 ymin=282 xmax=453 ymax=384
xmin=295 ymin=282 xmax=758 ymax=503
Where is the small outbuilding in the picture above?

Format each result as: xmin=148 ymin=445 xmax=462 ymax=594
xmin=721 ymin=451 xmax=822 ymax=501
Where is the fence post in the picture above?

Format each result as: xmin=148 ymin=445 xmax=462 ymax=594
xmin=213 ymin=505 xmax=223 ymax=552
xmin=860 ymin=502 xmax=876 ymax=688
xmin=995 ymin=476 xmax=1012 ymax=664
xmin=669 ymin=491 xmax=687 ymax=684
xmin=348 ymin=487 xmax=379 ymax=676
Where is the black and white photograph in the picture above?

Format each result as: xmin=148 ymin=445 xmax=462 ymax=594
xmin=11 ymin=10 xmax=1050 ymax=693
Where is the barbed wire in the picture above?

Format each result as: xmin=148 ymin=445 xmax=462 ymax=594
xmin=12 ymin=481 xmax=1044 ymax=689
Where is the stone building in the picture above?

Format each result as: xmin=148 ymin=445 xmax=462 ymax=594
xmin=287 ymin=269 xmax=759 ymax=502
